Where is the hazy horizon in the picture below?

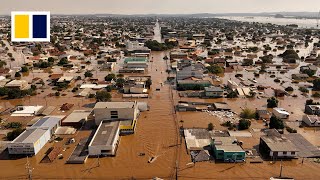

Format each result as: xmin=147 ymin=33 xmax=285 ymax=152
xmin=0 ymin=0 xmax=320 ymax=15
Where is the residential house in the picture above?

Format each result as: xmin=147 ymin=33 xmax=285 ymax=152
xmin=256 ymin=109 xmax=271 ymax=120
xmin=204 ymin=86 xmax=224 ymax=98
xmin=176 ymin=65 xmax=204 ymax=80
xmin=272 ymin=108 xmax=290 ymax=119
xmin=302 ymin=115 xmax=320 ymax=127
xmin=211 ymin=137 xmax=246 ymax=162
xmin=305 ymin=105 xmax=320 ymax=115
xmin=292 ymin=74 xmax=309 ymax=80
xmin=5 ymin=80 xmax=29 ymax=90
xmin=259 ymin=129 xmax=298 ymax=159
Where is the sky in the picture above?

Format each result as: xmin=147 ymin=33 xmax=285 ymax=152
xmin=0 ymin=0 xmax=320 ymax=15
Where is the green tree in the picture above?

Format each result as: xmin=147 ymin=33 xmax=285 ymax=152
xmin=269 ymin=116 xmax=284 ymax=129
xmin=207 ymin=64 xmax=224 ymax=74
xmin=313 ymin=78 xmax=320 ymax=90
xmin=207 ymin=123 xmax=214 ymax=131
xmin=238 ymin=119 xmax=251 ymax=130
xmin=146 ymin=78 xmax=152 ymax=89
xmin=48 ymin=57 xmax=55 ymax=63
xmin=14 ymin=72 xmax=21 ymax=78
xmin=58 ymin=57 xmax=69 ymax=66
xmin=84 ymin=71 xmax=93 ymax=78
xmin=116 ymin=78 xmax=125 ymax=88
xmin=4 ymin=122 xmax=22 ymax=129
xmin=267 ymin=97 xmax=278 ymax=108
xmin=55 ymin=91 xmax=60 ymax=96
xmin=0 ymin=87 xmax=9 ymax=96
xmin=6 ymin=128 xmax=25 ymax=141
xmin=95 ymin=91 xmax=112 ymax=102
xmin=285 ymin=86 xmax=294 ymax=92
xmin=21 ymin=66 xmax=29 ymax=72
xmin=116 ymin=74 xmax=124 ymax=78
xmin=303 ymin=69 xmax=316 ymax=77
xmin=105 ymin=73 xmax=116 ymax=81
xmin=0 ymin=60 xmax=7 ymax=68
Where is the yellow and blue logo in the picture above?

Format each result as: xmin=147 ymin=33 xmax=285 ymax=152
xmin=11 ymin=11 xmax=50 ymax=42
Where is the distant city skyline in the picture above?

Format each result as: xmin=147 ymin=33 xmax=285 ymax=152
xmin=0 ymin=0 xmax=320 ymax=15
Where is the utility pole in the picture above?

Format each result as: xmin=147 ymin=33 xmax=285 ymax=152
xmin=26 ymin=156 xmax=33 ymax=180
xmin=97 ymin=155 xmax=100 ymax=167
xmin=175 ymin=160 xmax=178 ymax=180
xmin=279 ymin=160 xmax=283 ymax=178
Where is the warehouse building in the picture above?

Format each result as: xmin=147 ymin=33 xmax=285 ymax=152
xmin=88 ymin=121 xmax=120 ymax=156
xmin=94 ymin=101 xmax=140 ymax=125
xmin=8 ymin=116 xmax=62 ymax=155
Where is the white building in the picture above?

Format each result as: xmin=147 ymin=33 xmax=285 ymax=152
xmin=11 ymin=106 xmax=44 ymax=117
xmin=260 ymin=129 xmax=298 ymax=159
xmin=126 ymin=41 xmax=145 ymax=49
xmin=88 ymin=121 xmax=120 ymax=156
xmin=5 ymin=80 xmax=29 ymax=90
xmin=227 ymin=80 xmax=238 ymax=90
xmin=8 ymin=116 xmax=61 ymax=155
xmin=94 ymin=101 xmax=139 ymax=125
xmin=272 ymin=108 xmax=290 ymax=119
xmin=302 ymin=115 xmax=320 ymax=127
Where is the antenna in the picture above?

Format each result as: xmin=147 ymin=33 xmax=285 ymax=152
xmin=26 ymin=156 xmax=33 ymax=180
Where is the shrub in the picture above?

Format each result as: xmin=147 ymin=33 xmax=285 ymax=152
xmin=285 ymin=86 xmax=294 ymax=92
xmin=4 ymin=122 xmax=22 ymax=129
xmin=267 ymin=97 xmax=278 ymax=108
xmin=207 ymin=123 xmax=214 ymax=131
xmin=240 ymin=108 xmax=256 ymax=119
xmin=238 ymin=119 xmax=251 ymax=130
xmin=286 ymin=126 xmax=297 ymax=133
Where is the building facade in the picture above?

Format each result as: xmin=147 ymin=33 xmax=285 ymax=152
xmin=8 ymin=116 xmax=61 ymax=155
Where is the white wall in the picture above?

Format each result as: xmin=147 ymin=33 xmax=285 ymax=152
xmin=94 ymin=107 xmax=139 ymax=125
xmin=270 ymin=151 xmax=296 ymax=157
xmin=88 ymin=128 xmax=120 ymax=156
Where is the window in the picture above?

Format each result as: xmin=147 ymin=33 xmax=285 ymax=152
xmin=101 ymin=150 xmax=111 ymax=153
xmin=283 ymin=151 xmax=287 ymax=155
xmin=291 ymin=152 xmax=295 ymax=155
xmin=110 ymin=111 xmax=118 ymax=119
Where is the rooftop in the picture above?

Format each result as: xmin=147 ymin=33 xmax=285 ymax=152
xmin=205 ymin=86 xmax=223 ymax=92
xmin=12 ymin=128 xmax=48 ymax=143
xmin=273 ymin=108 xmax=290 ymax=115
xmin=31 ymin=116 xmax=62 ymax=129
xmin=261 ymin=129 xmax=298 ymax=152
xmin=63 ymin=110 xmax=91 ymax=123
xmin=124 ymin=57 xmax=147 ymax=63
xmin=94 ymin=101 xmax=136 ymax=109
xmin=90 ymin=121 xmax=120 ymax=146
xmin=213 ymin=137 xmax=245 ymax=152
